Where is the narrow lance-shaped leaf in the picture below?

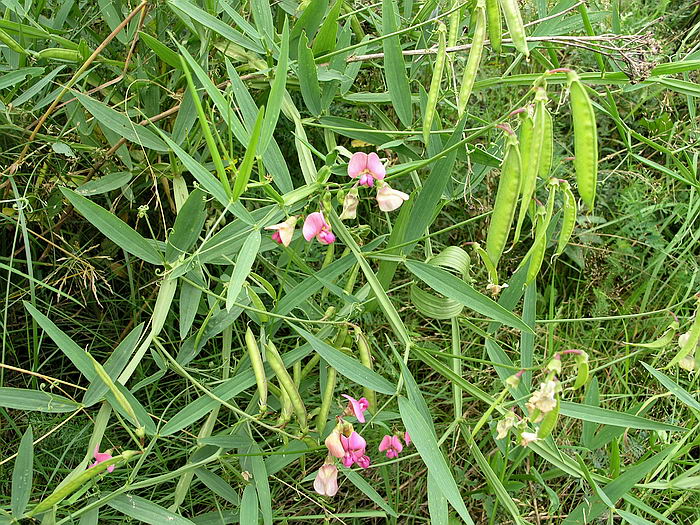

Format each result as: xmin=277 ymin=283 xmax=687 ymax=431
xmin=297 ymin=31 xmax=322 ymax=116
xmin=232 ymin=106 xmax=265 ymax=202
xmin=226 ymin=229 xmax=261 ymax=311
xmin=382 ymin=0 xmax=412 ymax=127
xmin=11 ymin=426 xmax=33 ymax=518
xmin=260 ymin=18 xmax=289 ymax=154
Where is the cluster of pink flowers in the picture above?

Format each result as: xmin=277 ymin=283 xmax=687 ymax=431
xmin=265 ymin=150 xmax=410 ymax=248
xmin=313 ymin=394 xmax=411 ymax=498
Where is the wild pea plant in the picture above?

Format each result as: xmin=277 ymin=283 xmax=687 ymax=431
xmin=2 ymin=0 xmax=700 ymax=523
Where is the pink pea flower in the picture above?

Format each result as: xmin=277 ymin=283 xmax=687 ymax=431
xmin=324 ymin=429 xmax=345 ymax=459
xmin=340 ymin=431 xmax=369 ymax=468
xmin=265 ymin=216 xmax=297 ymax=247
xmin=404 ymin=431 xmax=411 ymax=446
xmin=378 ymin=435 xmax=404 ymax=459
xmin=90 ymin=444 xmax=115 ymax=473
xmin=313 ymin=463 xmax=339 ymax=497
xmin=376 ymin=183 xmax=409 ymax=212
xmin=342 ymin=394 xmax=369 ymax=423
xmin=348 ymin=152 xmax=386 ymax=188
xmin=303 ymin=212 xmax=335 ymax=245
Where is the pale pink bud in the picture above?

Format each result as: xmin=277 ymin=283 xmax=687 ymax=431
xmin=376 ymin=183 xmax=409 ymax=212
xmin=324 ymin=430 xmax=345 ymax=459
xmin=264 ymin=216 xmax=297 ymax=247
xmin=339 ymin=188 xmax=360 ymax=220
xmin=313 ymin=464 xmax=339 ymax=497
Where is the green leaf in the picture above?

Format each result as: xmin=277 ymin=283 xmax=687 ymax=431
xmin=381 ymin=0 xmax=412 ymax=126
xmin=194 ymin=468 xmax=240 ymax=505
xmin=139 ymin=32 xmax=181 ymax=69
xmin=75 ymin=171 xmax=132 ymax=197
xmin=559 ymin=401 xmax=686 ymax=432
xmin=73 ymin=91 xmax=168 ymax=151
xmin=108 ymin=494 xmax=195 ymax=524
xmin=343 ymin=468 xmax=398 ymax=517
xmin=233 ymin=106 xmax=265 ymax=202
xmin=617 ymin=510 xmax=657 ymax=525
xmin=398 ymin=397 xmax=474 ymax=524
xmin=250 ymin=0 xmax=274 ymax=48
xmin=427 ymin=473 xmax=448 ymax=525
xmin=0 ymin=387 xmax=80 ymax=413
xmin=298 ymin=31 xmax=322 ymax=116
xmin=226 ymin=229 xmax=261 ymax=311
xmin=240 ymin=484 xmax=259 ymax=524
xmin=60 ymin=188 xmax=162 ymax=265
xmin=260 ymin=18 xmax=289 ymax=154
xmin=641 ymin=362 xmax=700 ymax=412
xmin=290 ymin=324 xmax=396 ymax=395
xmin=405 ymin=261 xmax=533 ymax=333
xmin=312 ymin=0 xmax=342 ymax=55
xmin=11 ymin=426 xmax=33 ymax=518
xmin=166 ymin=189 xmax=207 ymax=263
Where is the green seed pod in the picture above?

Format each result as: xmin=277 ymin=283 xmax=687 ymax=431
xmin=555 ymin=181 xmax=577 ymax=256
xmin=457 ymin=0 xmax=486 ymax=116
xmin=266 ymin=342 xmax=308 ymax=433
xmin=36 ymin=48 xmax=82 ymax=61
xmin=485 ymin=0 xmax=502 ymax=53
xmin=499 ymin=0 xmax=529 ymax=56
xmin=355 ymin=327 xmax=376 ymax=409
xmin=423 ymin=22 xmax=448 ymax=145
xmin=315 ymin=365 xmax=337 ymax=435
xmin=245 ymin=327 xmax=267 ymax=413
xmin=668 ymin=303 xmax=700 ymax=369
xmin=485 ymin=129 xmax=521 ymax=269
xmin=572 ymin=352 xmax=589 ymax=389
xmin=473 ymin=243 xmax=499 ymax=286
xmin=539 ymin=107 xmax=553 ymax=179
xmin=525 ymin=205 xmax=548 ymax=286
xmin=0 ymin=28 xmax=26 ymax=55
xmin=567 ymin=71 xmax=598 ymax=210
xmin=276 ymin=380 xmax=293 ymax=427
xmin=447 ymin=0 xmax=461 ymax=48
xmin=537 ymin=398 xmax=560 ymax=438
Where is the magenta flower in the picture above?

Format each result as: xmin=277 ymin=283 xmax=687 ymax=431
xmin=340 ymin=431 xmax=369 ymax=468
xmin=378 ymin=435 xmax=403 ymax=459
xmin=348 ymin=152 xmax=386 ymax=188
xmin=404 ymin=431 xmax=411 ymax=446
xmin=265 ymin=216 xmax=297 ymax=247
xmin=90 ymin=444 xmax=115 ymax=473
xmin=342 ymin=394 xmax=369 ymax=423
xmin=376 ymin=183 xmax=409 ymax=212
xmin=302 ymin=212 xmax=335 ymax=245
xmin=313 ymin=463 xmax=339 ymax=497
xmin=324 ymin=429 xmax=345 ymax=459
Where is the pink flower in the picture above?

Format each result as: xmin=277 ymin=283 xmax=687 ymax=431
xmin=348 ymin=152 xmax=386 ymax=188
xmin=376 ymin=183 xmax=409 ymax=212
xmin=265 ymin=216 xmax=297 ymax=247
xmin=302 ymin=212 xmax=335 ymax=245
xmin=378 ymin=435 xmax=403 ymax=459
xmin=404 ymin=431 xmax=411 ymax=446
xmin=324 ymin=430 xmax=345 ymax=459
xmin=342 ymin=394 xmax=369 ymax=423
xmin=313 ymin=463 xmax=339 ymax=497
xmin=340 ymin=431 xmax=369 ymax=468
xmin=90 ymin=444 xmax=115 ymax=473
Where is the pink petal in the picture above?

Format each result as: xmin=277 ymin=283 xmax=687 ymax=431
xmin=404 ymin=432 xmax=411 ymax=445
xmin=303 ymin=212 xmax=326 ymax=241
xmin=271 ymin=231 xmax=282 ymax=244
xmin=367 ymin=153 xmax=385 ymax=180
xmin=325 ymin=431 xmax=345 ymax=459
xmin=347 ymin=431 xmax=366 ymax=451
xmin=356 ymin=455 xmax=371 ymax=469
xmin=318 ymin=230 xmax=335 ymax=245
xmin=378 ymin=435 xmax=392 ymax=452
xmin=358 ymin=398 xmax=370 ymax=411
xmin=390 ymin=436 xmax=403 ymax=454
xmin=348 ymin=152 xmax=368 ymax=178
xmin=342 ymin=394 xmax=367 ymax=423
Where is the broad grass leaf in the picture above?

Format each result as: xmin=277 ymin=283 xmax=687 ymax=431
xmin=398 ymin=397 xmax=474 ymax=524
xmin=250 ymin=0 xmax=274 ymax=47
xmin=559 ymin=401 xmax=685 ymax=432
xmin=60 ymin=188 xmax=162 ymax=265
xmin=75 ymin=171 xmax=132 ymax=196
xmin=298 ymin=31 xmax=322 ymax=116
xmin=11 ymin=426 xmax=33 ymax=517
xmin=343 ymin=468 xmax=398 ymax=517
xmin=0 ymin=387 xmax=80 ymax=413
xmin=233 ymin=106 xmax=265 ymax=202
xmin=240 ymin=484 xmax=259 ymax=524
xmin=194 ymin=468 xmax=240 ymax=505
xmin=260 ymin=19 xmax=288 ymax=154
xmin=617 ymin=510 xmax=656 ymax=525
xmin=290 ymin=324 xmax=396 ymax=394
xmin=641 ymin=362 xmax=700 ymax=412
xmin=405 ymin=261 xmax=533 ymax=333
xmin=312 ymin=0 xmax=342 ymax=55
xmin=427 ymin=473 xmax=448 ymax=525
xmin=108 ymin=494 xmax=195 ymax=525
xmin=166 ymin=188 xmax=207 ymax=263
xmin=225 ymin=229 xmax=261 ymax=312
xmin=139 ymin=32 xmax=181 ymax=69
xmin=381 ymin=0 xmax=412 ymax=126
xmin=73 ymin=91 xmax=167 ymax=151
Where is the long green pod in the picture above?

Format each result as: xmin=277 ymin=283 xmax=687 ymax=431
xmin=485 ymin=128 xmax=521 ymax=268
xmin=265 ymin=342 xmax=308 ymax=433
xmin=499 ymin=0 xmax=528 ymax=56
xmin=245 ymin=327 xmax=267 ymax=414
xmin=537 ymin=398 xmax=560 ymax=438
xmin=555 ymin=181 xmax=577 ymax=256
xmin=423 ymin=22 xmax=447 ymax=145
xmin=485 ymin=0 xmax=502 ymax=53
xmin=473 ymin=243 xmax=499 ymax=286
xmin=568 ymin=71 xmax=598 ymax=210
xmin=539 ymin=107 xmax=553 ymax=179
xmin=355 ymin=327 xmax=376 ymax=409
xmin=28 ymin=451 xmax=139 ymax=516
xmin=276 ymin=379 xmax=293 ymax=427
xmin=457 ymin=0 xmax=486 ymax=116
xmin=514 ymin=88 xmax=547 ymax=241
xmin=316 ymin=365 xmax=337 ymax=434
xmin=447 ymin=0 xmax=461 ymax=48
xmin=525 ymin=205 xmax=548 ymax=286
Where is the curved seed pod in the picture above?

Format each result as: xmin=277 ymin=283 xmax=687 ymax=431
xmin=514 ymin=88 xmax=547 ymax=241
xmin=513 ymin=110 xmax=533 ymax=241
xmin=245 ymin=327 xmax=267 ymax=414
xmin=555 ymin=181 xmax=577 ymax=256
xmin=537 ymin=398 xmax=560 ymax=438
xmin=473 ymin=243 xmax=499 ymax=286
xmin=457 ymin=0 xmax=486 ymax=116
xmin=486 ymin=130 xmax=521 ymax=269
xmin=276 ymin=380 xmax=293 ymax=427
xmin=355 ymin=327 xmax=376 ymax=409
xmin=668 ymin=303 xmax=700 ymax=369
xmin=567 ymin=71 xmax=598 ymax=210
xmin=572 ymin=353 xmax=589 ymax=389
xmin=539 ymin=108 xmax=553 ymax=179
xmin=448 ymin=0 xmax=461 ymax=48
xmin=265 ymin=342 xmax=308 ymax=433
xmin=315 ymin=365 xmax=337 ymax=434
xmin=499 ymin=0 xmax=528 ymax=56
xmin=423 ymin=22 xmax=448 ymax=145
xmin=624 ymin=321 xmax=678 ymax=349
xmin=485 ymin=0 xmax=502 ymax=53
xmin=526 ymin=205 xmax=548 ymax=286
